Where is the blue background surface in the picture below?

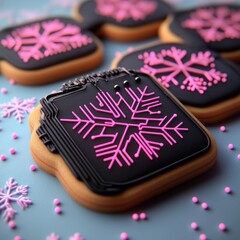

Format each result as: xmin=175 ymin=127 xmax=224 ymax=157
xmin=0 ymin=0 xmax=240 ymax=239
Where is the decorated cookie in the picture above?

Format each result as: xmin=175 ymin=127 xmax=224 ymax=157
xmin=159 ymin=4 xmax=240 ymax=63
xmin=29 ymin=68 xmax=217 ymax=212
xmin=112 ymin=43 xmax=240 ymax=123
xmin=0 ymin=17 xmax=103 ymax=85
xmin=72 ymin=0 xmax=173 ymax=41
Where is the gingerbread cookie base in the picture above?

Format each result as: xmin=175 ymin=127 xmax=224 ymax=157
xmin=29 ymin=77 xmax=217 ymax=212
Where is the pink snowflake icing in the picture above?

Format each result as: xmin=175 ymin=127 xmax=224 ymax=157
xmin=0 ymin=97 xmax=36 ymax=123
xmin=182 ymin=6 xmax=240 ymax=42
xmin=0 ymin=178 xmax=32 ymax=223
xmin=95 ymin=0 xmax=158 ymax=22
xmin=1 ymin=19 xmax=93 ymax=63
xmin=138 ymin=47 xmax=227 ymax=94
xmin=60 ymin=85 xmax=188 ymax=170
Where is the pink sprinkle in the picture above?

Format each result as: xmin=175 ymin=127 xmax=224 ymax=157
xmin=55 ymin=206 xmax=62 ymax=214
xmin=10 ymin=79 xmax=16 ymax=85
xmin=224 ymin=186 xmax=231 ymax=194
xmin=8 ymin=220 xmax=16 ymax=229
xmin=12 ymin=133 xmax=18 ymax=139
xmin=140 ymin=212 xmax=147 ymax=220
xmin=199 ymin=233 xmax=207 ymax=240
xmin=191 ymin=222 xmax=198 ymax=230
xmin=192 ymin=196 xmax=199 ymax=203
xmin=1 ymin=88 xmax=8 ymax=94
xmin=30 ymin=164 xmax=37 ymax=172
xmin=9 ymin=148 xmax=16 ymax=155
xmin=219 ymin=126 xmax=226 ymax=132
xmin=201 ymin=202 xmax=208 ymax=210
xmin=0 ymin=154 xmax=7 ymax=161
xmin=237 ymin=154 xmax=240 ymax=160
xmin=228 ymin=144 xmax=234 ymax=150
xmin=14 ymin=236 xmax=22 ymax=240
xmin=218 ymin=223 xmax=227 ymax=231
xmin=132 ymin=213 xmax=139 ymax=221
xmin=53 ymin=198 xmax=61 ymax=206
xmin=120 ymin=232 xmax=128 ymax=240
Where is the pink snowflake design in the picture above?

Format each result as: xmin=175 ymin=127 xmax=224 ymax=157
xmin=95 ymin=0 xmax=158 ymax=22
xmin=138 ymin=47 xmax=227 ymax=94
xmin=60 ymin=85 xmax=188 ymax=170
xmin=0 ymin=178 xmax=32 ymax=223
xmin=1 ymin=19 xmax=93 ymax=63
xmin=182 ymin=6 xmax=240 ymax=42
xmin=0 ymin=97 xmax=36 ymax=123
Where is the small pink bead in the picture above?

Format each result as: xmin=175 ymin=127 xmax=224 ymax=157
xmin=218 ymin=223 xmax=227 ymax=231
xmin=228 ymin=144 xmax=234 ymax=150
xmin=201 ymin=202 xmax=208 ymax=210
xmin=10 ymin=79 xmax=15 ymax=85
xmin=140 ymin=212 xmax=147 ymax=220
xmin=8 ymin=220 xmax=16 ymax=229
xmin=53 ymin=198 xmax=61 ymax=206
xmin=132 ymin=213 xmax=139 ymax=221
xmin=55 ymin=206 xmax=62 ymax=214
xmin=224 ymin=186 xmax=231 ymax=194
xmin=12 ymin=133 xmax=18 ymax=139
xmin=219 ymin=126 xmax=226 ymax=132
xmin=192 ymin=196 xmax=199 ymax=203
xmin=1 ymin=88 xmax=8 ymax=94
xmin=14 ymin=236 xmax=22 ymax=240
xmin=9 ymin=148 xmax=16 ymax=155
xmin=191 ymin=222 xmax=198 ymax=230
xmin=30 ymin=164 xmax=37 ymax=172
xmin=199 ymin=233 xmax=207 ymax=240
xmin=0 ymin=154 xmax=7 ymax=161
xmin=120 ymin=232 xmax=128 ymax=240
xmin=237 ymin=154 xmax=240 ymax=160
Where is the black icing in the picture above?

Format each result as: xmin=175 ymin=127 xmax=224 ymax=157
xmin=116 ymin=43 xmax=240 ymax=107
xmin=169 ymin=4 xmax=240 ymax=52
xmin=77 ymin=0 xmax=173 ymax=31
xmin=0 ymin=17 xmax=98 ymax=70
xmin=38 ymin=68 xmax=210 ymax=194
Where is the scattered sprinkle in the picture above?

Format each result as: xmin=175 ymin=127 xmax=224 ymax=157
xmin=30 ymin=164 xmax=37 ymax=172
xmin=12 ymin=133 xmax=18 ymax=139
xmin=228 ymin=144 xmax=234 ymax=150
xmin=14 ymin=236 xmax=22 ymax=240
xmin=192 ymin=196 xmax=199 ymax=203
xmin=219 ymin=126 xmax=226 ymax=132
xmin=201 ymin=202 xmax=208 ymax=210
xmin=0 ymin=154 xmax=7 ymax=161
xmin=191 ymin=222 xmax=198 ymax=230
xmin=9 ymin=79 xmax=15 ymax=85
xmin=8 ymin=220 xmax=16 ymax=229
xmin=9 ymin=148 xmax=16 ymax=155
xmin=218 ymin=223 xmax=227 ymax=232
xmin=140 ymin=212 xmax=147 ymax=220
xmin=53 ymin=198 xmax=61 ymax=206
xmin=132 ymin=213 xmax=139 ymax=221
xmin=237 ymin=154 xmax=240 ymax=160
xmin=120 ymin=232 xmax=128 ymax=240
xmin=55 ymin=206 xmax=62 ymax=214
xmin=224 ymin=186 xmax=231 ymax=194
xmin=1 ymin=88 xmax=8 ymax=94
xmin=199 ymin=233 xmax=207 ymax=240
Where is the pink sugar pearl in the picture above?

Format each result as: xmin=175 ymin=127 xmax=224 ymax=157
xmin=14 ymin=236 xmax=22 ymax=240
xmin=8 ymin=220 xmax=16 ymax=229
xmin=53 ymin=198 xmax=61 ymax=206
xmin=132 ymin=213 xmax=139 ymax=221
xmin=1 ymin=88 xmax=8 ymax=94
xmin=140 ymin=212 xmax=147 ymax=220
xmin=9 ymin=148 xmax=16 ymax=155
xmin=219 ymin=126 xmax=226 ymax=132
xmin=191 ymin=222 xmax=198 ymax=230
xmin=237 ymin=154 xmax=240 ymax=160
xmin=224 ymin=186 xmax=231 ymax=194
xmin=55 ymin=206 xmax=62 ymax=214
xmin=201 ymin=202 xmax=208 ymax=210
xmin=228 ymin=144 xmax=234 ymax=150
xmin=199 ymin=233 xmax=207 ymax=240
xmin=12 ymin=133 xmax=18 ymax=139
xmin=192 ymin=196 xmax=199 ymax=203
xmin=10 ymin=79 xmax=15 ymax=85
xmin=0 ymin=154 xmax=7 ymax=161
xmin=30 ymin=164 xmax=37 ymax=172
xmin=218 ymin=223 xmax=227 ymax=231
xmin=120 ymin=232 xmax=128 ymax=240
